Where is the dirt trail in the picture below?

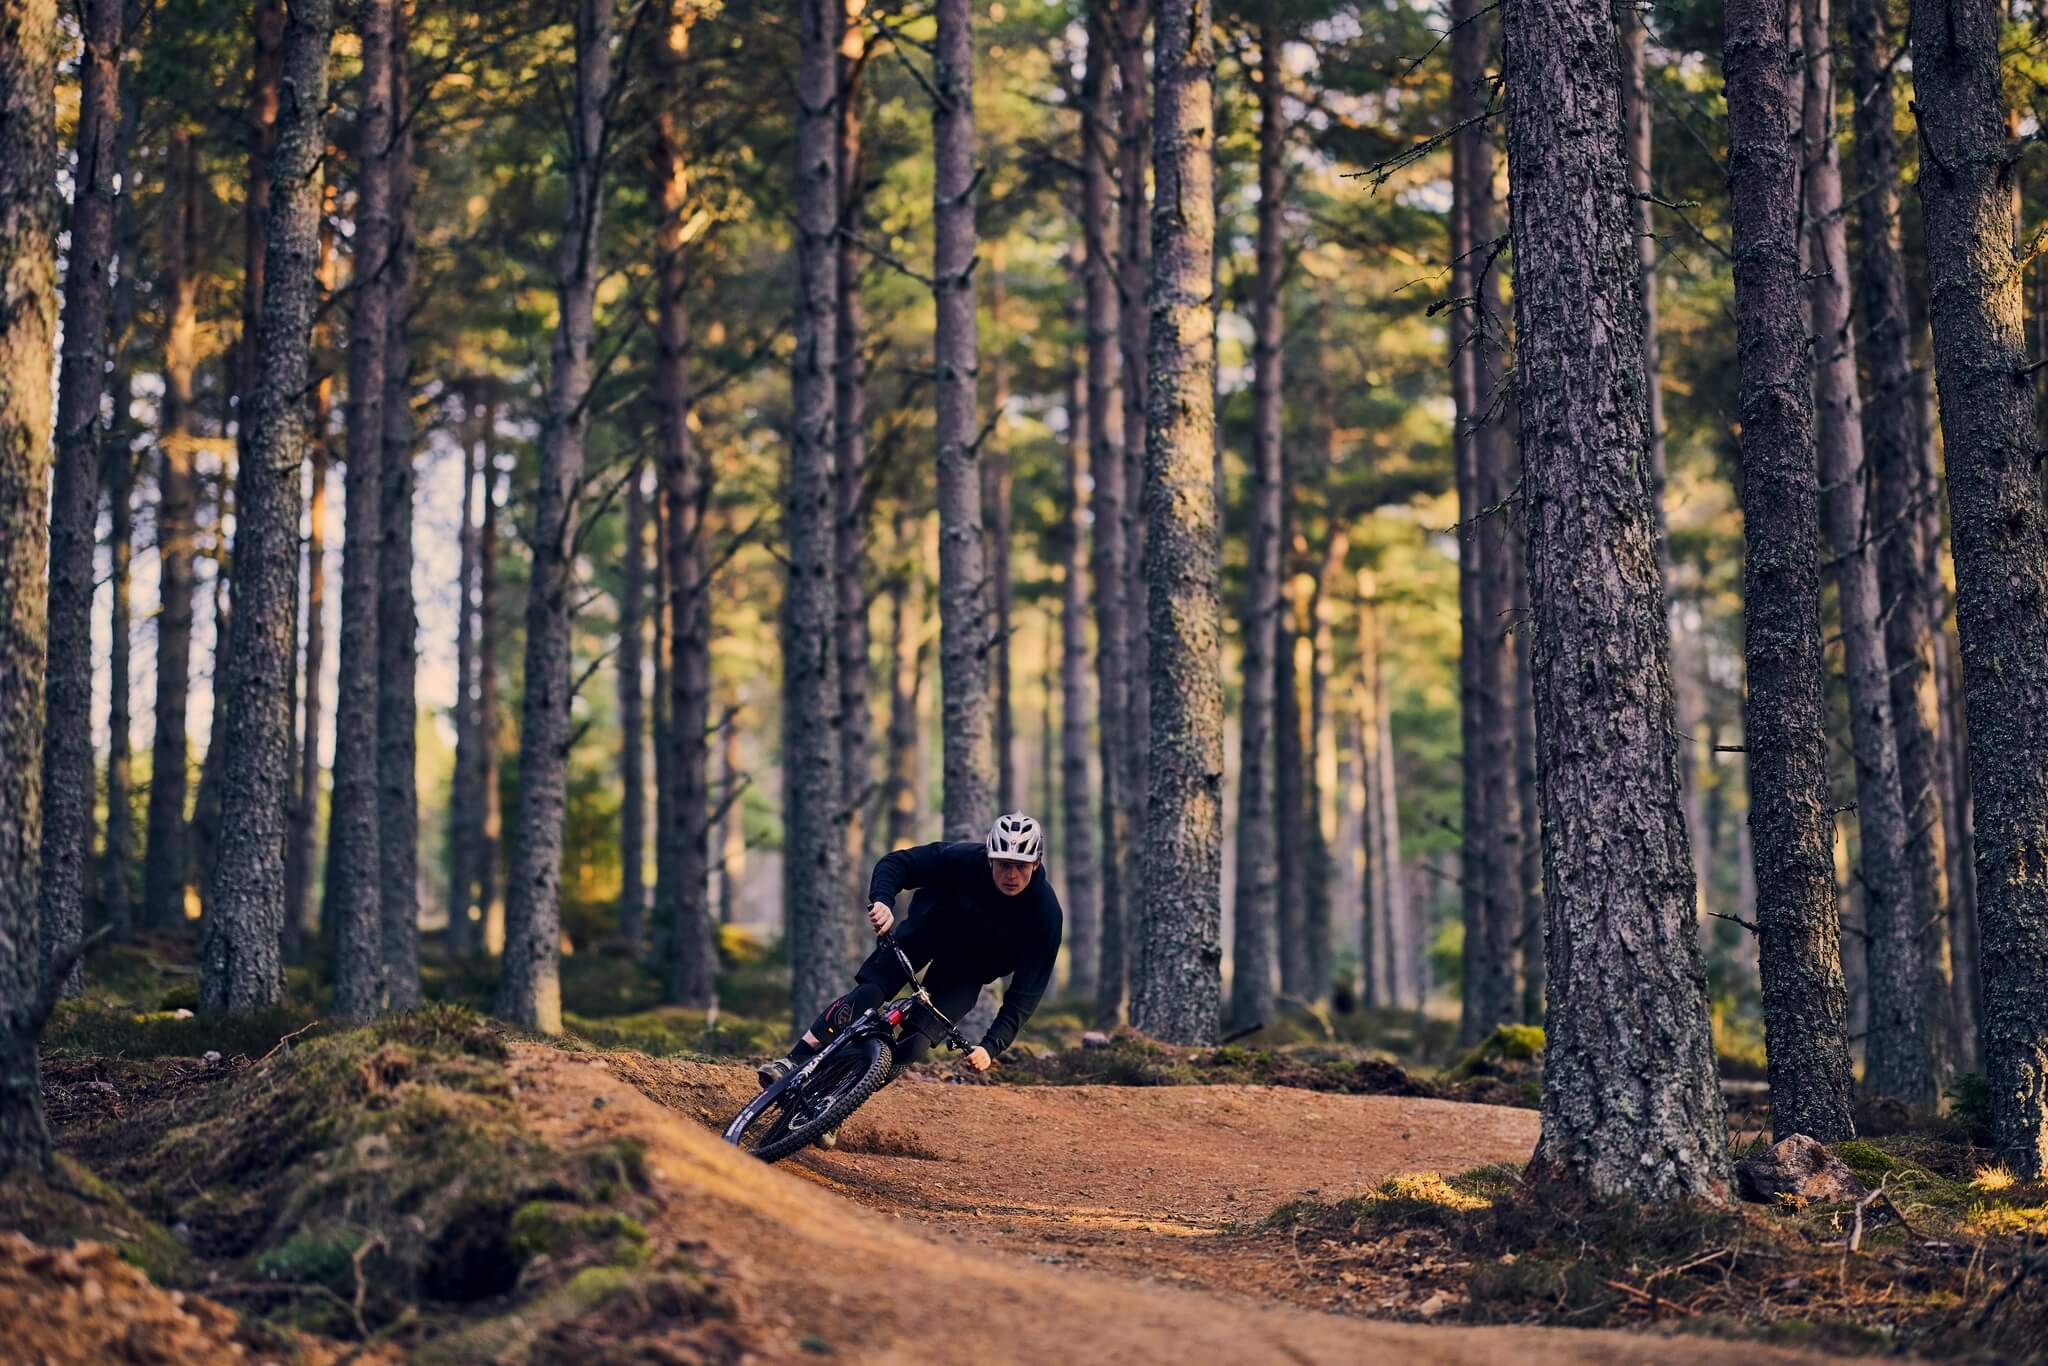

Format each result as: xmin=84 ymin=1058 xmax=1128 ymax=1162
xmin=515 ymin=1047 xmax=1857 ymax=1364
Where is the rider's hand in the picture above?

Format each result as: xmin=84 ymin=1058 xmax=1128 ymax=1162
xmin=866 ymin=901 xmax=895 ymax=935
xmin=963 ymin=1046 xmax=992 ymax=1073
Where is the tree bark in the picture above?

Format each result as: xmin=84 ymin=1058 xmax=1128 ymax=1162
xmin=103 ymin=85 xmax=140 ymax=941
xmin=1909 ymin=0 xmax=2048 ymax=1178
xmin=651 ymin=2 xmax=717 ymax=1007
xmin=327 ymin=0 xmax=393 ymax=1022
xmin=1507 ymin=0 xmax=1732 ymax=1200
xmin=286 ymin=198 xmax=336 ymax=962
xmin=836 ymin=0 xmax=871 ymax=891
xmin=1060 ymin=246 xmax=1100 ymax=999
xmin=376 ymin=9 xmax=420 ymax=1010
xmin=619 ymin=465 xmax=648 ymax=955
xmin=1800 ymin=0 xmax=1931 ymax=1105
xmin=934 ymin=0 xmax=993 ymax=843
xmin=652 ymin=461 xmax=677 ymax=950
xmin=446 ymin=393 xmax=480 ymax=958
xmin=986 ymin=262 xmax=1016 ymax=811
xmin=1724 ymin=0 xmax=1858 ymax=1143
xmin=201 ymin=0 xmax=330 ymax=1011
xmin=40 ymin=0 xmax=123 ymax=999
xmin=497 ymin=0 xmax=613 ymax=1035
xmin=1230 ymin=26 xmax=1283 ymax=1030
xmin=1624 ymin=9 xmax=1670 ymax=587
xmin=476 ymin=412 xmax=503 ymax=953
xmin=1451 ymin=0 xmax=1522 ymax=1044
xmin=886 ymin=574 xmax=923 ymax=851
xmin=785 ymin=0 xmax=846 ymax=1032
xmin=1118 ymin=0 xmax=1151 ymax=956
xmin=0 ymin=0 xmax=60 ymax=1177
xmin=1303 ymin=528 xmax=1346 ymax=999
xmin=144 ymin=133 xmax=202 ymax=932
xmin=1849 ymin=0 xmax=1960 ymax=1089
xmin=1131 ymin=0 xmax=1222 ymax=1046
xmin=1084 ymin=0 xmax=1128 ymax=1028
xmin=238 ymin=0 xmax=284 ymax=454
xmin=1276 ymin=561 xmax=1310 ymax=996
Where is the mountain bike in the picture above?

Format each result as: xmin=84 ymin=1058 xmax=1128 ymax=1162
xmin=721 ymin=930 xmax=970 ymax=1163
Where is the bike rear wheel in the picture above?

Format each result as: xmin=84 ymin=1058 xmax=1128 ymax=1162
xmin=732 ymin=1035 xmax=892 ymax=1163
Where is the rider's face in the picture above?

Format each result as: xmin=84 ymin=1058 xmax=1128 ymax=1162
xmin=988 ymin=858 xmax=1037 ymax=896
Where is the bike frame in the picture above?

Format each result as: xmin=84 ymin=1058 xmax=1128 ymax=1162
xmin=721 ymin=930 xmax=970 ymax=1149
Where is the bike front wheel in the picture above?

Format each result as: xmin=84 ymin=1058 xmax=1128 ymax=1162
xmin=729 ymin=1035 xmax=892 ymax=1163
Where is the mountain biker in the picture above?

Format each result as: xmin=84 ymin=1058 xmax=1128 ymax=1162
xmin=756 ymin=812 xmax=1064 ymax=1089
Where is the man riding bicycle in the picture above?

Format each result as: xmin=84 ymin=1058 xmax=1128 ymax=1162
xmin=757 ymin=812 xmax=1065 ymax=1089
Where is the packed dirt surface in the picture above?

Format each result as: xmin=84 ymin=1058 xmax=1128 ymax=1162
xmin=519 ymin=1047 xmax=1861 ymax=1364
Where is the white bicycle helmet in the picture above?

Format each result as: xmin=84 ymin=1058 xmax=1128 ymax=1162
xmin=986 ymin=812 xmax=1045 ymax=863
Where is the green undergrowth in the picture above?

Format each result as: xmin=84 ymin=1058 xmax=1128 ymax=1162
xmin=1263 ymin=1135 xmax=2048 ymax=1358
xmin=31 ymin=1004 xmax=742 ymax=1356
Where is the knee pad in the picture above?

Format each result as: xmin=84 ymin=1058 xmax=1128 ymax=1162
xmin=822 ymin=993 xmax=859 ymax=1037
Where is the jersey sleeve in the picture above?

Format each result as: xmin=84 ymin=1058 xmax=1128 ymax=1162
xmin=866 ymin=842 xmax=957 ymax=906
xmin=980 ymin=901 xmax=1064 ymax=1056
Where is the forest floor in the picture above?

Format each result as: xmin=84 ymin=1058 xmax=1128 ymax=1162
xmin=11 ymin=936 xmax=2046 ymax=1361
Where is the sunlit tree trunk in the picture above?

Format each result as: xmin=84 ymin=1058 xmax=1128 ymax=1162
xmin=1229 ymin=18 xmax=1284 ymax=1029
xmin=651 ymin=2 xmax=717 ymax=1007
xmin=476 ymin=416 xmax=503 ymax=953
xmin=497 ymin=0 xmax=614 ymax=1035
xmin=1801 ymin=0 xmax=1931 ymax=1105
xmin=40 ymin=0 xmax=124 ymax=999
xmin=618 ymin=466 xmax=648 ymax=955
xmin=376 ymin=9 xmax=421 ymax=1010
xmin=886 ymin=575 xmax=923 ymax=851
xmin=1084 ymin=0 xmax=1128 ymax=1027
xmin=327 ymin=0 xmax=393 ymax=1022
xmin=1725 ymin=0 xmax=1857 ymax=1142
xmin=201 ymin=0 xmax=331 ymax=1011
xmin=785 ymin=0 xmax=847 ymax=1032
xmin=1059 ymin=253 xmax=1100 ymax=998
xmin=1909 ymin=0 xmax=2048 ymax=1178
xmin=445 ymin=393 xmax=480 ymax=959
xmin=986 ymin=264 xmax=1016 ymax=810
xmin=1508 ymin=0 xmax=1731 ymax=1199
xmin=103 ymin=86 xmax=141 ymax=941
xmin=1117 ymin=0 xmax=1152 ymax=956
xmin=835 ymin=0 xmax=872 ymax=893
xmin=1131 ymin=0 xmax=1222 ymax=1046
xmin=144 ymin=133 xmax=203 ymax=932
xmin=286 ymin=197 xmax=336 ymax=962
xmin=934 ymin=0 xmax=993 ymax=842
xmin=0 ymin=0 xmax=61 ymax=1176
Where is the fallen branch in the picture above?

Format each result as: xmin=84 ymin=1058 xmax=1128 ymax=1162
xmin=257 ymin=1019 xmax=321 ymax=1064
xmin=1600 ymin=1276 xmax=1696 ymax=1317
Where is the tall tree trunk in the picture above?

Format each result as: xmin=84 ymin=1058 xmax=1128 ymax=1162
xmin=1084 ymin=0 xmax=1128 ymax=1028
xmin=286 ymin=198 xmax=336 ymax=961
xmin=652 ymin=462 xmax=677 ymax=953
xmin=986 ymin=262 xmax=1016 ymax=810
xmin=239 ymin=0 xmax=284 ymax=453
xmin=1131 ymin=0 xmax=1221 ymax=1046
xmin=498 ymin=0 xmax=613 ymax=1035
xmin=191 ymin=485 xmax=235 ymax=916
xmin=619 ymin=466 xmax=648 ymax=955
xmin=886 ymin=575 xmax=923 ymax=850
xmin=1909 ymin=0 xmax=2048 ymax=1178
xmin=476 ymin=417 xmax=503 ymax=953
xmin=651 ymin=3 xmax=717 ymax=1007
xmin=835 ymin=0 xmax=871 ymax=888
xmin=1452 ymin=0 xmax=1522 ymax=1044
xmin=719 ymin=716 xmax=744 ymax=926
xmin=40 ymin=0 xmax=124 ymax=999
xmin=786 ymin=0 xmax=846 ymax=1032
xmin=0 ymin=0 xmax=60 ymax=1176
xmin=935 ymin=0 xmax=993 ymax=842
xmin=103 ymin=84 xmax=140 ymax=941
xmin=376 ymin=10 xmax=420 ymax=1010
xmin=1725 ymin=0 xmax=1857 ymax=1143
xmin=445 ymin=393 xmax=480 ymax=958
xmin=1275 ymin=565 xmax=1310 ymax=995
xmin=1230 ymin=27 xmax=1283 ymax=1029
xmin=1802 ymin=0 xmax=1932 ymax=1105
xmin=1302 ymin=529 xmax=1347 ymax=999
xmin=1117 ymin=0 xmax=1151 ymax=958
xmin=1624 ymin=9 xmax=1671 ymax=585
xmin=1849 ymin=0 xmax=1960 ymax=1089
xmin=144 ymin=134 xmax=203 ymax=932
xmin=1507 ymin=0 xmax=1731 ymax=1199
xmin=327 ymin=0 xmax=393 ymax=1022
xmin=201 ymin=0 xmax=330 ymax=1010
xmin=1060 ymin=258 xmax=1100 ymax=999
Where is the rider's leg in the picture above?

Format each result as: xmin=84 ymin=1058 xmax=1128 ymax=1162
xmin=889 ymin=977 xmax=984 ymax=1071
xmin=782 ymin=945 xmax=914 ymax=1066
